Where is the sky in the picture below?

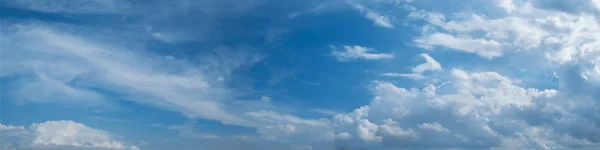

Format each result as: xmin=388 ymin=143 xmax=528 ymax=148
xmin=1 ymin=0 xmax=600 ymax=149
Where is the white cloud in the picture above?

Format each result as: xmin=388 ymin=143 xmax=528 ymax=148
xmin=325 ymin=67 xmax=595 ymax=149
xmin=287 ymin=2 xmax=338 ymax=19
xmin=130 ymin=146 xmax=141 ymax=150
xmin=335 ymin=132 xmax=352 ymax=139
xmin=1 ymin=22 xmax=261 ymax=127
xmin=383 ymin=53 xmax=441 ymax=79
xmin=30 ymin=120 xmax=130 ymax=149
xmin=0 ymin=123 xmax=28 ymax=137
xmin=495 ymin=0 xmax=517 ymax=13
xmin=166 ymin=120 xmax=222 ymax=140
xmin=146 ymin=26 xmax=201 ymax=44
xmin=0 ymin=124 xmax=25 ymax=130
xmin=413 ymin=53 xmax=442 ymax=73
xmin=348 ymin=2 xmax=394 ymax=28
xmin=244 ymin=110 xmax=334 ymax=144
xmin=310 ymin=109 xmax=339 ymax=116
xmin=410 ymin=5 xmax=556 ymax=58
xmin=382 ymin=73 xmax=424 ymax=79
xmin=1 ymin=121 xmax=138 ymax=150
xmin=1 ymin=21 xmax=334 ymax=150
xmin=245 ymin=110 xmax=330 ymax=128
xmin=593 ymin=0 xmax=600 ymax=9
xmin=4 ymin=0 xmax=600 ymax=149
xmin=260 ymin=96 xmax=272 ymax=103
xmin=331 ymin=45 xmax=393 ymax=61
xmin=418 ymin=122 xmax=449 ymax=132
xmin=356 ymin=119 xmax=382 ymax=142
xmin=416 ymin=33 xmax=504 ymax=58
xmin=408 ymin=0 xmax=600 ymax=101
xmin=379 ymin=119 xmax=416 ymax=138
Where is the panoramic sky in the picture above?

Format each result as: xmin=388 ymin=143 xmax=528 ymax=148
xmin=1 ymin=0 xmax=600 ymax=150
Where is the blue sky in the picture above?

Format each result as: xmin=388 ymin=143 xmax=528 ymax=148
xmin=1 ymin=0 xmax=600 ymax=150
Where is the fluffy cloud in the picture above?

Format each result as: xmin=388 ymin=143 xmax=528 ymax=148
xmin=1 ymin=121 xmax=138 ymax=150
xmin=331 ymin=45 xmax=393 ymax=61
xmin=329 ymin=68 xmax=599 ymax=149
xmin=30 ymin=121 xmax=134 ymax=149
xmin=0 ymin=124 xmax=25 ymax=130
xmin=379 ymin=119 xmax=416 ymax=138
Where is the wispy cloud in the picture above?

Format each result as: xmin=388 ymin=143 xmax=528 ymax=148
xmin=348 ymin=2 xmax=394 ymax=28
xmin=383 ymin=53 xmax=441 ymax=79
xmin=331 ymin=45 xmax=393 ymax=61
xmin=1 ymin=22 xmax=259 ymax=127
xmin=415 ymin=33 xmax=503 ymax=58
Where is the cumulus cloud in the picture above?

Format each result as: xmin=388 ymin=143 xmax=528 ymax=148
xmin=356 ymin=119 xmax=382 ymax=142
xmin=1 ymin=121 xmax=139 ymax=150
xmin=329 ymin=68 xmax=599 ymax=149
xmin=383 ymin=53 xmax=441 ymax=79
xmin=331 ymin=45 xmax=393 ymax=61
xmin=0 ymin=124 xmax=25 ymax=130
xmin=30 ymin=121 xmax=134 ymax=149
xmin=379 ymin=119 xmax=416 ymax=138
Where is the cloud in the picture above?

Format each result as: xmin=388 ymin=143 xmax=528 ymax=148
xmin=145 ymin=26 xmax=202 ymax=43
xmin=0 ymin=124 xmax=25 ymax=130
xmin=331 ymin=45 xmax=393 ymax=61
xmin=383 ymin=53 xmax=441 ymax=79
xmin=335 ymin=132 xmax=352 ymax=139
xmin=416 ymin=33 xmax=504 ymax=58
xmin=323 ymin=66 xmax=600 ymax=149
xmin=382 ymin=73 xmax=424 ymax=79
xmin=417 ymin=122 xmax=449 ymax=132
xmin=30 ymin=121 xmax=135 ymax=149
xmin=407 ymin=0 xmax=600 ymax=100
xmin=310 ymin=109 xmax=339 ymax=116
xmin=1 ymin=19 xmax=331 ymax=150
xmin=1 ymin=121 xmax=138 ymax=150
xmin=356 ymin=119 xmax=382 ymax=142
xmin=3 ymin=0 xmax=600 ymax=149
xmin=165 ymin=120 xmax=221 ymax=140
xmin=495 ymin=0 xmax=517 ymax=13
xmin=379 ymin=119 xmax=416 ymax=138
xmin=348 ymin=2 xmax=394 ymax=28
xmin=260 ymin=96 xmax=272 ymax=103
xmin=409 ymin=7 xmax=552 ymax=58
xmin=412 ymin=53 xmax=442 ymax=73
xmin=1 ymin=22 xmax=266 ymax=127
xmin=288 ymin=1 xmax=340 ymax=19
